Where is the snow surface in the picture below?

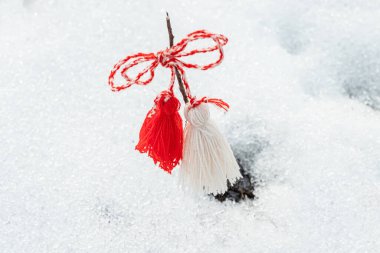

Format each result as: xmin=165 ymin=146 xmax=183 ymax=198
xmin=1 ymin=0 xmax=380 ymax=252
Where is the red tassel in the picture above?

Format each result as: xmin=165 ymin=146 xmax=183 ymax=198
xmin=135 ymin=91 xmax=183 ymax=173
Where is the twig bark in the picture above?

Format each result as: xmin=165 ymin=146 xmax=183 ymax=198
xmin=166 ymin=12 xmax=189 ymax=104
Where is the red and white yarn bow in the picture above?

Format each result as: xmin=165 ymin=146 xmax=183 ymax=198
xmin=108 ymin=29 xmax=228 ymax=100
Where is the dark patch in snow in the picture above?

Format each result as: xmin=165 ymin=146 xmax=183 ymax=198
xmin=335 ymin=43 xmax=380 ymax=110
xmin=276 ymin=21 xmax=311 ymax=55
xmin=95 ymin=198 xmax=129 ymax=226
xmin=213 ymin=133 xmax=268 ymax=202
xmin=345 ymin=84 xmax=380 ymax=110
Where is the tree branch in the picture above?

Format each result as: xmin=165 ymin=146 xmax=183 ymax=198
xmin=166 ymin=12 xmax=189 ymax=104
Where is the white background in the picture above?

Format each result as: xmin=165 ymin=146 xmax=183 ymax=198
xmin=1 ymin=0 xmax=380 ymax=252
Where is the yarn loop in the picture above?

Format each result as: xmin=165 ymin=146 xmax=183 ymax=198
xmin=108 ymin=30 xmax=228 ymax=99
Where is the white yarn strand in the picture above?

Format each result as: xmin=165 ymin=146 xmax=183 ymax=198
xmin=179 ymin=103 xmax=241 ymax=195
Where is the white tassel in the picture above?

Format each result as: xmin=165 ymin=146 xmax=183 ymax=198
xmin=179 ymin=102 xmax=242 ymax=195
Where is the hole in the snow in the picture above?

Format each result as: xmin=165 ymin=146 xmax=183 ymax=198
xmin=212 ymin=132 xmax=269 ymax=202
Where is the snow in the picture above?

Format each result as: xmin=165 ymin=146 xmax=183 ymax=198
xmin=1 ymin=0 xmax=380 ymax=252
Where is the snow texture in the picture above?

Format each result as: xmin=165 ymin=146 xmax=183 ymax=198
xmin=1 ymin=0 xmax=380 ymax=252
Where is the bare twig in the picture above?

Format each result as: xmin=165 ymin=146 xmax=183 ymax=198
xmin=166 ymin=12 xmax=189 ymax=103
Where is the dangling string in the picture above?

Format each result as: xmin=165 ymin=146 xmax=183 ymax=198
xmin=108 ymin=30 xmax=228 ymax=98
xmin=188 ymin=97 xmax=230 ymax=111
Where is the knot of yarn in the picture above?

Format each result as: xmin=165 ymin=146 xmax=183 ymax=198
xmin=157 ymin=50 xmax=174 ymax=68
xmin=155 ymin=91 xmax=181 ymax=115
xmin=184 ymin=102 xmax=210 ymax=128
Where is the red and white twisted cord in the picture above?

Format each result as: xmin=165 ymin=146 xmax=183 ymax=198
xmin=108 ymin=30 xmax=228 ymax=101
